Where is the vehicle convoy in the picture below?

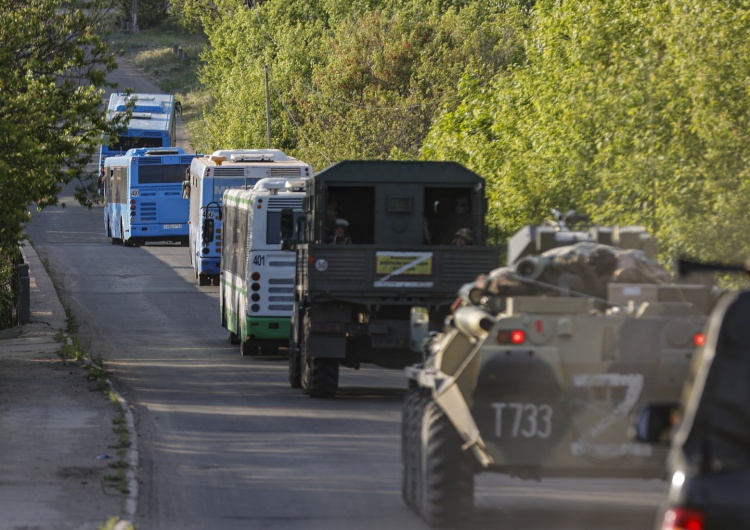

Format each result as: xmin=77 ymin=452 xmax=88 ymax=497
xmin=401 ymin=213 xmax=719 ymax=527
xmin=285 ymin=160 xmax=501 ymax=398
xmin=185 ymin=149 xmax=313 ymax=286
xmin=99 ymin=93 xmax=177 ymax=175
xmin=220 ymin=177 xmax=309 ymax=356
xmin=101 ymin=147 xmax=198 ymax=246
xmin=635 ymin=259 xmax=750 ymax=530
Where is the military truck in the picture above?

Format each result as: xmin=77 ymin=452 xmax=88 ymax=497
xmin=401 ymin=215 xmax=719 ymax=527
xmin=284 ymin=160 xmax=500 ymax=398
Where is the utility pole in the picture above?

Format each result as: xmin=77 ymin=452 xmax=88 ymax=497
xmin=264 ymin=66 xmax=272 ymax=148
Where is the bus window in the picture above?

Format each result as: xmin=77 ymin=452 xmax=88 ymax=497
xmin=267 ymin=211 xmax=304 ymax=245
xmin=138 ymin=165 xmax=189 ymax=184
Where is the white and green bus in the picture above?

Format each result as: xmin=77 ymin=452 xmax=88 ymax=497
xmin=220 ymin=178 xmax=308 ymax=355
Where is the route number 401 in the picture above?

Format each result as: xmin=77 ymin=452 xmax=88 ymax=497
xmin=252 ymin=254 xmax=266 ymax=266
xmin=492 ymin=402 xmax=553 ymax=438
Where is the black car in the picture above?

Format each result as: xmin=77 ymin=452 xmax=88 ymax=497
xmin=636 ymin=281 xmax=750 ymax=530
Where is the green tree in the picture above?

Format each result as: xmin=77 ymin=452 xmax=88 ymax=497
xmin=188 ymin=0 xmax=529 ymax=171
xmin=0 ymin=0 xmax=122 ymax=257
xmin=424 ymin=0 xmax=750 ymax=264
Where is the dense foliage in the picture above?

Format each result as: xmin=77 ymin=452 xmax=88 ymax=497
xmin=424 ymin=0 xmax=750 ymax=263
xmin=170 ymin=0 xmax=750 ymax=265
xmin=0 ymin=0 xmax=122 ymax=260
xmin=173 ymin=0 xmax=529 ymax=169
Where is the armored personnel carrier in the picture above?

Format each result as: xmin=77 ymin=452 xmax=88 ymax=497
xmin=401 ymin=213 xmax=719 ymax=527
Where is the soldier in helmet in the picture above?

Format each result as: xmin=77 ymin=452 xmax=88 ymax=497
xmin=451 ymin=228 xmax=474 ymax=246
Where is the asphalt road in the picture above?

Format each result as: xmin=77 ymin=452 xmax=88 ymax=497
xmin=22 ymin=60 xmax=667 ymax=530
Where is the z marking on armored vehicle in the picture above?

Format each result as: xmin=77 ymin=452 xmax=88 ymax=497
xmin=402 ymin=212 xmax=719 ymax=527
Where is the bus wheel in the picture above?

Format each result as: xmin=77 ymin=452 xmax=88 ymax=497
xmin=240 ymin=339 xmax=259 ymax=356
xmin=229 ymin=331 xmax=240 ymax=345
xmin=198 ymin=274 xmax=211 ymax=286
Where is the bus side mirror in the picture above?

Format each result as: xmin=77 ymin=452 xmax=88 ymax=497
xmin=202 ymin=218 xmax=214 ymax=244
xmin=632 ymin=402 xmax=681 ymax=445
xmin=182 ymin=180 xmax=190 ymax=199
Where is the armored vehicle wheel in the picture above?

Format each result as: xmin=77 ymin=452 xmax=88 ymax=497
xmin=301 ymin=311 xmax=339 ymax=397
xmin=402 ymin=388 xmax=429 ymax=512
xmin=420 ymin=399 xmax=475 ymax=528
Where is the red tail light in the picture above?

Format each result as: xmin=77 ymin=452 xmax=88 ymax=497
xmin=693 ymin=333 xmax=706 ymax=347
xmin=661 ymin=508 xmax=705 ymax=530
xmin=497 ymin=329 xmax=525 ymax=345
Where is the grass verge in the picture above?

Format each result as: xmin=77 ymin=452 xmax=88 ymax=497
xmin=35 ymin=244 xmax=135 ymax=520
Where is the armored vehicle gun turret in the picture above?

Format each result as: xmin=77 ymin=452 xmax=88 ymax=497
xmin=401 ymin=216 xmax=720 ymax=528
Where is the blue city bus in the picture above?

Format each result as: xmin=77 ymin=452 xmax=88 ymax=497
xmin=98 ymin=93 xmax=177 ymax=179
xmin=184 ymin=149 xmax=313 ymax=286
xmin=102 ymin=147 xmax=198 ymax=246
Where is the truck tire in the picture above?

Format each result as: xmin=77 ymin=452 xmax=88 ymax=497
xmin=303 ymin=356 xmax=339 ymax=398
xmin=288 ymin=309 xmax=303 ymax=388
xmin=402 ymin=388 xmax=428 ymax=512
xmin=301 ymin=310 xmax=339 ymax=398
xmin=420 ymin=399 xmax=475 ymax=527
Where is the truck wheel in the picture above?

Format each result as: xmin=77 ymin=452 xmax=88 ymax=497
xmin=301 ymin=310 xmax=339 ymax=398
xmin=402 ymin=388 xmax=428 ymax=512
xmin=303 ymin=356 xmax=339 ymax=398
xmin=288 ymin=309 xmax=303 ymax=388
xmin=288 ymin=349 xmax=302 ymax=388
xmin=420 ymin=399 xmax=475 ymax=527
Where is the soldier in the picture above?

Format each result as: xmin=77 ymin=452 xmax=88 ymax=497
xmin=451 ymin=228 xmax=474 ymax=246
xmin=441 ymin=196 xmax=472 ymax=244
xmin=330 ymin=218 xmax=351 ymax=244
